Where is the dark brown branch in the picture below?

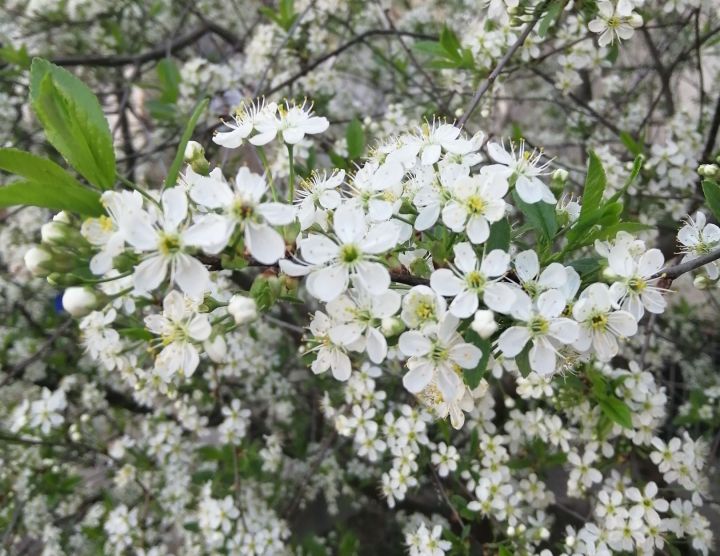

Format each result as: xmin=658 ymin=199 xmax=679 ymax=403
xmin=50 ymin=22 xmax=241 ymax=67
xmin=651 ymin=246 xmax=720 ymax=281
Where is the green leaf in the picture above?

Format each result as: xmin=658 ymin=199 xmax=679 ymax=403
xmin=440 ymin=27 xmax=462 ymax=61
xmin=118 ymin=328 xmax=154 ymax=341
xmin=463 ymin=331 xmax=491 ymax=389
xmin=578 ymin=150 xmax=606 ymax=224
xmin=512 ymin=190 xmax=558 ymax=241
xmin=619 ymin=131 xmax=643 ymax=156
xmin=498 ymin=546 xmax=512 ymax=556
xmin=338 ymin=532 xmax=359 ymax=556
xmin=346 ymin=118 xmax=365 ymax=159
xmin=515 ymin=343 xmax=532 ymax=378
xmin=30 ymin=58 xmax=116 ymax=190
xmin=0 ymin=179 xmax=103 ymax=216
xmin=156 ymin=58 xmax=181 ymax=103
xmin=538 ymin=1 xmax=564 ymax=38
xmin=607 ymin=155 xmax=644 ymax=204
xmin=413 ymin=41 xmax=446 ymax=57
xmin=164 ymin=97 xmax=209 ymax=189
xmin=702 ymin=179 xmax=720 ymax=222
xmin=485 ymin=218 xmax=511 ymax=252
xmin=568 ymin=257 xmax=602 ymax=276
xmin=597 ymin=396 xmax=633 ymax=429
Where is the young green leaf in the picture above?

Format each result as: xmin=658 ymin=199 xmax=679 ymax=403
xmin=578 ymin=150 xmax=607 ymax=223
xmin=164 ymin=97 xmax=209 ymax=189
xmin=597 ymin=396 xmax=633 ymax=429
xmin=485 ymin=218 xmax=511 ymax=252
xmin=346 ymin=118 xmax=365 ymax=159
xmin=29 ymin=58 xmax=116 ymax=190
xmin=0 ymin=179 xmax=103 ymax=216
xmin=0 ymin=148 xmax=104 ymax=215
xmin=512 ymin=190 xmax=558 ymax=241
xmin=701 ymin=179 xmax=720 ymax=222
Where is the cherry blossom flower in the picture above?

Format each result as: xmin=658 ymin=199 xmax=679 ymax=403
xmin=572 ymin=283 xmax=638 ymax=361
xmin=606 ymin=246 xmax=667 ymax=320
xmin=485 ymin=141 xmax=555 ymax=204
xmin=144 ymin=290 xmax=211 ymax=379
xmin=498 ymin=289 xmax=579 ymax=375
xmin=296 ymin=170 xmax=344 ymax=230
xmin=677 ymin=211 xmax=720 ymax=279
xmin=399 ymin=314 xmax=482 ymax=399
xmin=118 ymin=187 xmax=210 ymax=297
xmin=213 ymin=99 xmax=277 ymax=148
xmin=185 ymin=167 xmax=295 ymax=264
xmin=430 ymin=242 xmax=515 ymax=318
xmin=250 ymin=100 xmax=329 ymax=145
xmin=307 ymin=311 xmax=352 ymax=381
xmin=283 ymin=203 xmax=399 ymax=302
xmin=441 ymin=170 xmax=508 ymax=244
xmin=326 ymin=288 xmax=401 ymax=363
xmin=588 ymin=0 xmax=643 ymax=48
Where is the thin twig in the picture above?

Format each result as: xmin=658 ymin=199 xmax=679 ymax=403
xmin=457 ymin=0 xmax=552 ymax=128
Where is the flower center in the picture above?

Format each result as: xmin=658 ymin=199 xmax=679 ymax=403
xmin=628 ymin=277 xmax=646 ymax=293
xmin=430 ymin=343 xmax=449 ymax=362
xmin=466 ymin=195 xmax=486 ymax=215
xmin=340 ymin=243 xmax=361 ymax=264
xmin=99 ymin=215 xmax=114 ymax=232
xmin=529 ymin=316 xmax=549 ymax=335
xmin=590 ymin=312 xmax=608 ymax=331
xmin=158 ymin=232 xmax=181 ymax=256
xmin=415 ymin=299 xmax=435 ymax=321
xmin=608 ymin=16 xmax=621 ymax=29
xmin=230 ymin=199 xmax=255 ymax=221
xmin=466 ymin=270 xmax=486 ymax=291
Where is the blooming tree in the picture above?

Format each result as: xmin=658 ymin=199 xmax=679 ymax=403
xmin=1 ymin=0 xmax=719 ymax=555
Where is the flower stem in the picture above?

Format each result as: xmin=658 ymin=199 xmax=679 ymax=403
xmin=256 ymin=146 xmax=277 ymax=201
xmin=287 ymin=143 xmax=295 ymax=203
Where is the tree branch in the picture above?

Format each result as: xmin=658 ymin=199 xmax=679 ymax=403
xmin=651 ymin=246 xmax=720 ymax=281
xmin=457 ymin=0 xmax=552 ymax=128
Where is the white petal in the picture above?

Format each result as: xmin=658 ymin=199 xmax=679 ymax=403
xmin=189 ymin=175 xmax=234 ymax=209
xmin=355 ymin=261 xmax=391 ymax=295
xmin=487 ymin=142 xmax=513 ymax=165
xmin=442 ymin=202 xmax=468 ymax=232
xmin=607 ymin=311 xmax=637 ymax=337
xmin=498 ymin=326 xmax=531 ymax=357
xmin=516 ymin=175 xmax=543 ymax=203
xmin=529 ymin=341 xmax=556 ymax=375
xmin=537 ymin=289 xmax=566 ymax=319
xmin=466 ymin=216 xmax=490 ymax=244
xmin=538 ymin=263 xmax=567 ymax=289
xmin=333 ymin=203 xmax=366 ymax=244
xmin=548 ymin=318 xmax=579 ymax=344
xmin=638 ymin=248 xmax=664 ymax=277
xmin=187 ymin=315 xmax=212 ymax=341
xmin=299 ymin=234 xmax=337 ymax=265
xmin=453 ymin=242 xmax=478 ymax=273
xmin=483 ymin=282 xmax=515 ymax=314
xmin=399 ymin=331 xmax=432 ymax=357
xmin=366 ymin=327 xmax=388 ymax=363
xmin=134 ymin=255 xmax=168 ymax=292
xmin=245 ymin=223 xmax=286 ymax=264
xmin=161 ymin=188 xmax=188 ymax=230
xmin=430 ymin=269 xmax=464 ymax=297
xmin=403 ymin=360 xmax=434 ymax=393
xmin=183 ymin=214 xmax=232 ymax=254
xmin=421 ymin=144 xmax=442 ymax=166
xmin=307 ymin=265 xmax=348 ymax=302
xmin=515 ymin=250 xmax=539 ymax=282
xmin=481 ymin=249 xmax=510 ymax=277
xmin=449 ymin=343 xmax=482 ymax=369
xmin=257 ymin=202 xmax=296 ymax=225
xmin=449 ymin=289 xmax=478 ymax=318
xmin=360 ymin=221 xmax=399 ymax=254
xmin=414 ymin=203 xmax=440 ymax=231
xmin=330 ymin=351 xmax=352 ymax=381
xmin=329 ymin=323 xmax=364 ymax=345
xmin=174 ymin=253 xmax=210 ymax=297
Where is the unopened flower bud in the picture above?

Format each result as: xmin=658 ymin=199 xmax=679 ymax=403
xmin=62 ymin=287 xmax=102 ymax=317
xmin=204 ymin=335 xmax=227 ymax=363
xmin=698 ymin=163 xmax=719 ymax=178
xmin=41 ymin=221 xmax=75 ymax=245
xmin=552 ymin=168 xmax=568 ymax=184
xmin=53 ymin=211 xmax=71 ymax=224
xmin=602 ymin=267 xmax=618 ymax=281
xmin=24 ymin=246 xmax=52 ymax=276
xmin=381 ymin=316 xmax=405 ymax=336
xmin=228 ymin=295 xmax=258 ymax=325
xmin=694 ymin=274 xmax=711 ymax=289
xmin=184 ymin=141 xmax=209 ymax=175
xmin=471 ymin=309 xmax=497 ymax=339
